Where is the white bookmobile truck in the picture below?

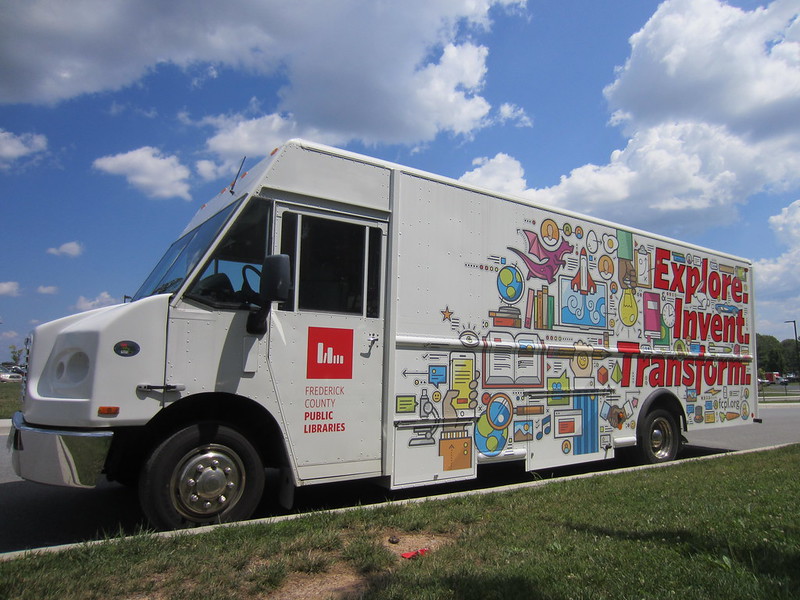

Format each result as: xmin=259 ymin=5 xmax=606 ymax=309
xmin=9 ymin=139 xmax=757 ymax=529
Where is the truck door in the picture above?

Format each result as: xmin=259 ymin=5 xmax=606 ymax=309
xmin=165 ymin=198 xmax=274 ymax=400
xmin=269 ymin=207 xmax=386 ymax=481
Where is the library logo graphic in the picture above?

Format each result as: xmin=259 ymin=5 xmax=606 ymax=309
xmin=307 ymin=327 xmax=354 ymax=379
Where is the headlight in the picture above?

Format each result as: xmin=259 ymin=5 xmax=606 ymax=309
xmin=55 ymin=351 xmax=90 ymax=384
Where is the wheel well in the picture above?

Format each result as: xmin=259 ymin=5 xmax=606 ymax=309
xmin=638 ymin=390 xmax=687 ymax=435
xmin=105 ymin=393 xmax=289 ymax=485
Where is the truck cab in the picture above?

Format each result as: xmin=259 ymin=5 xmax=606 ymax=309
xmin=11 ymin=140 xmax=390 ymax=528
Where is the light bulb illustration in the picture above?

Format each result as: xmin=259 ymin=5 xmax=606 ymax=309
xmin=620 ymin=287 xmax=638 ymax=327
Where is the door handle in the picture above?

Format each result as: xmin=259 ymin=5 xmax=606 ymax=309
xmin=137 ymin=384 xmax=185 ymax=393
xmin=361 ymin=334 xmax=379 ymax=358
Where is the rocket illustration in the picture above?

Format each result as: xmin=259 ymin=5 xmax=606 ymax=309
xmin=571 ymin=248 xmax=597 ymax=295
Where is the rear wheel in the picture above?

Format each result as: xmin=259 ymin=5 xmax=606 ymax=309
xmin=637 ymin=409 xmax=679 ymax=464
xmin=139 ymin=423 xmax=265 ymax=530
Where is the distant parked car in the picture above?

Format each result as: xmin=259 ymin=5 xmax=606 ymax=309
xmin=0 ymin=366 xmax=22 ymax=383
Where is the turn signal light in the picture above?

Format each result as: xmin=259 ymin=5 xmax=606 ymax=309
xmin=98 ymin=406 xmax=120 ymax=417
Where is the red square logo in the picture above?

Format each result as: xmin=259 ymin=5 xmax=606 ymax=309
xmin=306 ymin=327 xmax=354 ymax=379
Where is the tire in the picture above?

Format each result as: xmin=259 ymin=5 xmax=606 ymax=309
xmin=637 ymin=409 xmax=679 ymax=464
xmin=139 ymin=422 xmax=265 ymax=530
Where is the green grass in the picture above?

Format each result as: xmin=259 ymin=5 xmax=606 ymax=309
xmin=0 ymin=382 xmax=21 ymax=419
xmin=2 ymin=445 xmax=799 ymax=600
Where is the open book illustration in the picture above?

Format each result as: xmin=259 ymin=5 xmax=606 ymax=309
xmin=483 ymin=331 xmax=543 ymax=388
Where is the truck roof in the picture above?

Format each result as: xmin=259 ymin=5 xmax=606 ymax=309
xmin=183 ymin=139 xmax=751 ymax=265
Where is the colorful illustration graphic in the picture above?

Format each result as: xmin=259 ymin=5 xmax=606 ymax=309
xmin=508 ymin=230 xmax=573 ymax=284
xmin=393 ymin=210 xmax=752 ymax=484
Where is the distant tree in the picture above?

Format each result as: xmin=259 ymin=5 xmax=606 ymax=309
xmin=8 ymin=344 xmax=24 ymax=365
xmin=756 ymin=334 xmax=786 ymax=373
xmin=781 ymin=337 xmax=800 ymax=376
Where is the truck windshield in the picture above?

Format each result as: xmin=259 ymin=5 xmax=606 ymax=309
xmin=132 ymin=201 xmax=240 ymax=301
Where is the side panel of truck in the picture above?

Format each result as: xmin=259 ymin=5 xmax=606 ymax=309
xmin=389 ymin=170 xmax=755 ymax=487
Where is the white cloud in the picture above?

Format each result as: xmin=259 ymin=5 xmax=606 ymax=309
xmin=198 ymin=111 xmax=308 ymax=170
xmin=194 ymin=38 xmax=497 ymax=168
xmin=0 ymin=0 xmax=275 ymax=104
xmin=464 ymin=121 xmax=796 ymax=237
xmin=526 ymin=0 xmax=800 ymax=235
xmin=526 ymin=121 xmax=799 ymax=234
xmin=195 ymin=38 xmax=510 ymax=167
xmin=458 ymin=1 xmax=800 ymax=238
xmin=767 ymin=199 xmax=800 ymax=245
xmin=604 ymin=0 xmax=800 ymax=140
xmin=73 ymin=291 xmax=117 ymax=312
xmin=93 ymin=147 xmax=191 ymax=200
xmin=1 ymin=331 xmax=19 ymax=340
xmin=0 ymin=0 xmax=527 ymax=158
xmin=755 ymin=199 xmax=800 ymax=300
xmin=0 ymin=128 xmax=47 ymax=169
xmin=412 ymin=42 xmax=492 ymax=139
xmin=497 ymin=103 xmax=533 ymax=128
xmin=37 ymin=285 xmax=58 ymax=294
xmin=191 ymin=65 xmax=219 ymax=89
xmin=195 ymin=159 xmax=223 ymax=182
xmin=0 ymin=282 xmax=21 ymax=296
xmin=46 ymin=241 xmax=84 ymax=257
xmin=459 ymin=153 xmax=529 ymax=196
xmin=107 ymin=102 xmax=157 ymax=119
xmin=459 ymin=0 xmax=800 ymax=239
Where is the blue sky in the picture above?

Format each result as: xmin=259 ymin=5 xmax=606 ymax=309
xmin=1 ymin=0 xmax=799 ymax=361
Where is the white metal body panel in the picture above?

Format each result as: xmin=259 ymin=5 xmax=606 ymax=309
xmin=183 ymin=140 xmax=392 ymax=236
xmin=265 ymin=145 xmax=391 ymax=214
xmin=22 ymin=295 xmax=170 ymax=428
xmin=165 ymin=302 xmax=257 ymax=395
xmin=388 ymin=170 xmax=755 ymax=484
xmin=268 ymin=309 xmax=383 ymax=480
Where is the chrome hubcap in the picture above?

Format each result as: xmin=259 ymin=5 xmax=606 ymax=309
xmin=650 ymin=417 xmax=673 ymax=459
xmin=172 ymin=444 xmax=245 ymax=519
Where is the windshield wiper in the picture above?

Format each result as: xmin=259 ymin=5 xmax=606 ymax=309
xmin=152 ymin=278 xmax=183 ymax=296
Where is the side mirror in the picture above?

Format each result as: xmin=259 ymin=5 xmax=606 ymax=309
xmin=259 ymin=254 xmax=290 ymax=304
xmin=247 ymin=254 xmax=291 ymax=335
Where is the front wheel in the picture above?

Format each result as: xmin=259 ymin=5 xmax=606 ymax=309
xmin=637 ymin=409 xmax=679 ymax=464
xmin=139 ymin=423 xmax=265 ymax=530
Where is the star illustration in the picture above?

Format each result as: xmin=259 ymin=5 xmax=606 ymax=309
xmin=441 ymin=306 xmax=453 ymax=321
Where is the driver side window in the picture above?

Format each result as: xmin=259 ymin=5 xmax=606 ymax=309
xmin=185 ymin=199 xmax=270 ymax=309
xmin=279 ymin=211 xmax=382 ymax=317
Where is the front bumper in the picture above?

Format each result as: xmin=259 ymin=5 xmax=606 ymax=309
xmin=7 ymin=411 xmax=113 ymax=488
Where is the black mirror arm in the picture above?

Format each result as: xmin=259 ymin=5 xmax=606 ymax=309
xmin=246 ymin=306 xmax=270 ymax=335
